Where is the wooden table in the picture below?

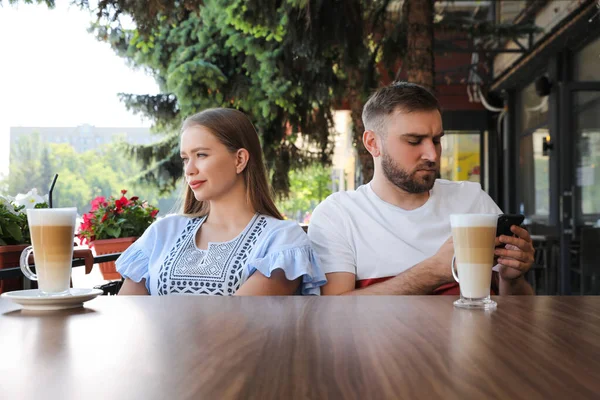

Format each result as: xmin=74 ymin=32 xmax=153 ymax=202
xmin=2 ymin=296 xmax=600 ymax=399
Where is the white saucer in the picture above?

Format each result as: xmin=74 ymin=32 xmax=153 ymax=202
xmin=1 ymin=288 xmax=104 ymax=311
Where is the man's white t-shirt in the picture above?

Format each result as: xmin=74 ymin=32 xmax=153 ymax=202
xmin=308 ymin=179 xmax=502 ymax=286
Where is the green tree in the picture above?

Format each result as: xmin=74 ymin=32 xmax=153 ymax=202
xmin=2 ymin=132 xmax=178 ymax=215
xmin=40 ymin=147 xmax=54 ymax=194
xmin=277 ymin=164 xmax=332 ymax=222
xmin=403 ymin=0 xmax=435 ymax=90
xmin=83 ymin=0 xmax=537 ymax=186
xmin=5 ymin=0 xmax=538 ymax=187
xmin=91 ymin=0 xmax=341 ymax=195
xmin=6 ymin=132 xmax=49 ymax=196
xmin=53 ymin=141 xmax=178 ymax=214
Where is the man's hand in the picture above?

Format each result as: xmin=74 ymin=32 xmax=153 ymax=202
xmin=495 ymin=225 xmax=535 ymax=281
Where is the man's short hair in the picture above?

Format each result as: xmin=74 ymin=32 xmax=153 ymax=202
xmin=362 ymin=82 xmax=441 ymax=136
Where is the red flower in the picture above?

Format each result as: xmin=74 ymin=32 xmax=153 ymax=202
xmin=90 ymin=196 xmax=106 ymax=212
xmin=77 ymin=190 xmax=159 ymax=244
xmin=115 ymin=196 xmax=128 ymax=209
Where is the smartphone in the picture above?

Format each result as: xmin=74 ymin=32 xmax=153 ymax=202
xmin=496 ymin=214 xmax=525 ymax=237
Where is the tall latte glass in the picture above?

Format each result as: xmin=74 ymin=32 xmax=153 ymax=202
xmin=20 ymin=208 xmax=77 ymax=295
xmin=450 ymin=214 xmax=498 ymax=310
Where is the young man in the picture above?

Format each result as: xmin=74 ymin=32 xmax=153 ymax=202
xmin=308 ymin=82 xmax=534 ymax=295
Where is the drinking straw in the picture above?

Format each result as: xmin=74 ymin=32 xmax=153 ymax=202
xmin=48 ymin=174 xmax=58 ymax=208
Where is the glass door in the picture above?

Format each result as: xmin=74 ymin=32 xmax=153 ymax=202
xmin=573 ymin=91 xmax=600 ymax=225
xmin=559 ymin=83 xmax=600 ymax=294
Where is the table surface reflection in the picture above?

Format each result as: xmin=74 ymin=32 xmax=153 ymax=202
xmin=1 ymin=296 xmax=600 ymax=399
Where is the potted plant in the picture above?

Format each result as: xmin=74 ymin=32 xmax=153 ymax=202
xmin=78 ymin=190 xmax=159 ymax=280
xmin=0 ymin=190 xmax=48 ymax=293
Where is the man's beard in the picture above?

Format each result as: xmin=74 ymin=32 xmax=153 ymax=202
xmin=380 ymin=149 xmax=438 ymax=194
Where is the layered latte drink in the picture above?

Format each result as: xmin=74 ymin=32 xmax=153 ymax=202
xmin=20 ymin=208 xmax=77 ymax=294
xmin=450 ymin=214 xmax=498 ymax=309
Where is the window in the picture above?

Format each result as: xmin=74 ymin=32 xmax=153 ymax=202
xmin=574 ymin=36 xmax=600 ymax=82
xmin=518 ymin=79 xmax=550 ymax=221
xmin=574 ymin=92 xmax=600 ymax=217
xmin=440 ymin=131 xmax=481 ymax=183
xmin=519 ymin=128 xmax=550 ymax=219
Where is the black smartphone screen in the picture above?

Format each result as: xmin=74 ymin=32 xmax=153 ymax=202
xmin=496 ymin=214 xmax=525 ymax=237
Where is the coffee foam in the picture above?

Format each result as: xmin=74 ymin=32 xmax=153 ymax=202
xmin=27 ymin=208 xmax=77 ymax=226
xmin=450 ymin=214 xmax=498 ymax=228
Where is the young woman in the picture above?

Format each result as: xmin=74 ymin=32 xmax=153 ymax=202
xmin=116 ymin=108 xmax=326 ymax=295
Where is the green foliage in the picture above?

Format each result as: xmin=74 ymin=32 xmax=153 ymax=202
xmin=0 ymin=198 xmax=48 ymax=246
xmin=276 ymin=164 xmax=332 ymax=222
xmin=6 ymin=132 xmax=51 ymax=196
xmin=81 ymin=0 xmax=538 ymax=191
xmin=7 ymin=0 xmax=540 ymax=192
xmin=0 ymin=200 xmax=27 ymax=245
xmin=1 ymin=0 xmax=54 ymax=7
xmin=1 ymin=133 xmax=179 ymax=216
xmin=90 ymin=0 xmax=349 ymax=194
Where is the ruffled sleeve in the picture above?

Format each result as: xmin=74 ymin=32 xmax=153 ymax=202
xmin=115 ymin=222 xmax=157 ymax=293
xmin=246 ymin=220 xmax=327 ymax=295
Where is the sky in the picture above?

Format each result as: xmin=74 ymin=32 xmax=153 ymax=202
xmin=0 ymin=2 xmax=160 ymax=178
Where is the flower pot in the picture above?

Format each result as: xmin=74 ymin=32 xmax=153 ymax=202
xmin=0 ymin=244 xmax=28 ymax=294
xmin=90 ymin=237 xmax=137 ymax=281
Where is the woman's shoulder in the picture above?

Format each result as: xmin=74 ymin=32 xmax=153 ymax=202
xmin=247 ymin=215 xmax=326 ymax=295
xmin=260 ymin=214 xmax=305 ymax=233
xmin=148 ymin=214 xmax=200 ymax=235
xmin=257 ymin=214 xmax=309 ymax=248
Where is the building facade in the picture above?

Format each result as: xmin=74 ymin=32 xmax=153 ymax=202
xmin=488 ymin=0 xmax=600 ymax=294
xmin=9 ymin=125 xmax=154 ymax=154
